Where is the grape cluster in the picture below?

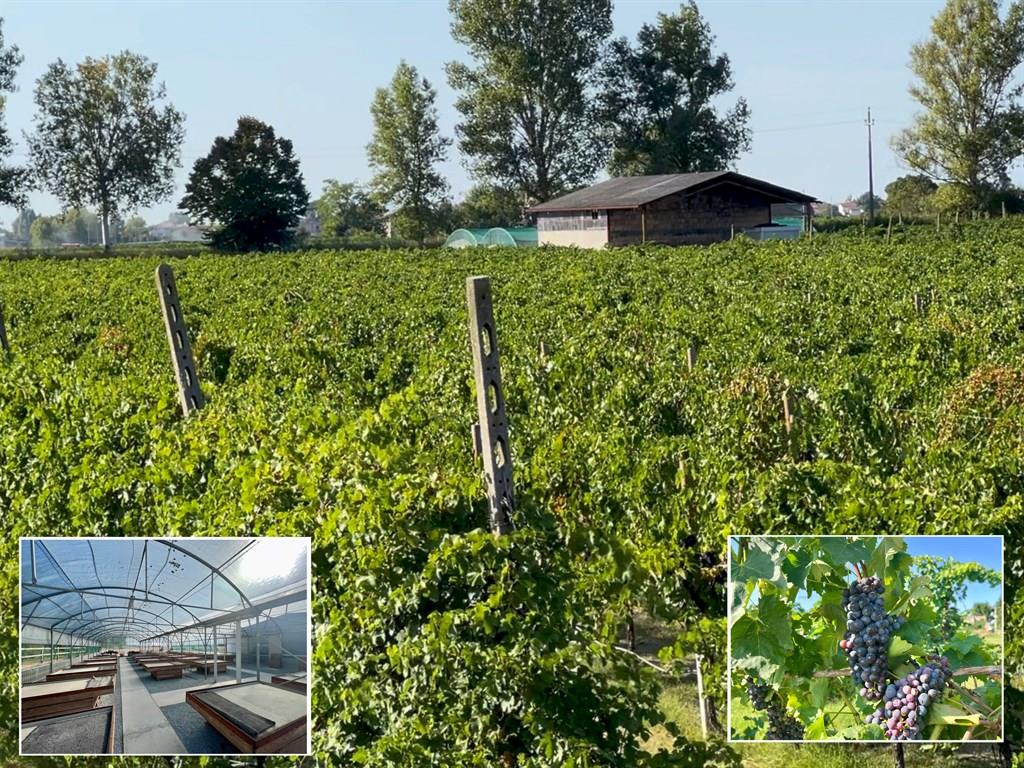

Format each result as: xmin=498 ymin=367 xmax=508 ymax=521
xmin=744 ymin=676 xmax=804 ymax=740
xmin=839 ymin=576 xmax=904 ymax=700
xmin=865 ymin=656 xmax=951 ymax=740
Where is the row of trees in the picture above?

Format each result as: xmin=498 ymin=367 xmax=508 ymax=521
xmin=3 ymin=0 xmax=1024 ymax=251
xmin=0 ymin=2 xmax=753 ymax=251
xmin=841 ymin=173 xmax=1024 ymax=219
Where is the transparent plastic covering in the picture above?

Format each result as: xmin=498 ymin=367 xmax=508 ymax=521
xmin=21 ymin=538 xmax=308 ymax=644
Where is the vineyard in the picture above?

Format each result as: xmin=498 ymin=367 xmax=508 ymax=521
xmin=1 ymin=228 xmax=1023 ymax=766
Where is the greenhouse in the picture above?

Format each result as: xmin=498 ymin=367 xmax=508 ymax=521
xmin=443 ymin=227 xmax=538 ymax=248
xmin=19 ymin=537 xmax=310 ymax=756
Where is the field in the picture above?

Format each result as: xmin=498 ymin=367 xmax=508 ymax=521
xmin=1 ymin=231 xmax=1022 ymax=765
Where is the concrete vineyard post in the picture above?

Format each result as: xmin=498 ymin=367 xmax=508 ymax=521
xmin=539 ymin=340 xmax=551 ymax=363
xmin=466 ymin=276 xmax=515 ymax=536
xmin=686 ymin=343 xmax=698 ymax=372
xmin=0 ymin=301 xmax=8 ymax=355
xmin=913 ymin=293 xmax=924 ymax=315
xmin=783 ymin=390 xmax=797 ymax=434
xmin=155 ymin=264 xmax=205 ymax=417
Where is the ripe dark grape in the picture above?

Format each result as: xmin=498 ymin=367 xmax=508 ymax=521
xmin=744 ymin=676 xmax=804 ymax=740
xmin=840 ymin=576 xmax=905 ymax=701
xmin=864 ymin=656 xmax=951 ymax=740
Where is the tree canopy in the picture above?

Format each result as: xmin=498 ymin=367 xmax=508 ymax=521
xmin=27 ymin=50 xmax=184 ymax=250
xmin=892 ymin=0 xmax=1024 ymax=209
xmin=0 ymin=19 xmax=28 ymax=209
xmin=884 ymin=174 xmax=938 ymax=216
xmin=452 ymin=183 xmax=524 ymax=229
xmin=447 ymin=0 xmax=611 ymax=202
xmin=315 ymin=179 xmax=385 ymax=238
xmin=598 ymin=2 xmax=751 ymax=176
xmin=180 ymin=116 xmax=309 ymax=252
xmin=368 ymin=61 xmax=450 ymax=246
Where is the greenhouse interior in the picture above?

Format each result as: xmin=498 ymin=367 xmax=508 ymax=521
xmin=19 ymin=537 xmax=310 ymax=755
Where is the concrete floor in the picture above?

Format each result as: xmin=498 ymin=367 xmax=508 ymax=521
xmin=22 ymin=656 xmax=299 ymax=754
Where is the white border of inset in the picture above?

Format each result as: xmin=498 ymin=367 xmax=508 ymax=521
xmin=726 ymin=534 xmax=1004 ymax=743
xmin=18 ymin=536 xmax=313 ymax=757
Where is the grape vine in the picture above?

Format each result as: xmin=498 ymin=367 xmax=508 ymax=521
xmin=744 ymin=676 xmax=804 ymax=740
xmin=730 ymin=536 xmax=1002 ymax=742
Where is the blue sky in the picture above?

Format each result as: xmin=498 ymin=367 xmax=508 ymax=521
xmin=732 ymin=536 xmax=1003 ymax=612
xmin=905 ymin=536 xmax=1002 ymax=608
xmin=3 ymin=0 xmax=1023 ymax=226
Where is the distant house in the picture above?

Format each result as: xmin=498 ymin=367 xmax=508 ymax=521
xmin=837 ymin=200 xmax=864 ymax=217
xmin=148 ymin=213 xmax=204 ymax=243
xmin=811 ymin=202 xmax=837 ymax=217
xmin=525 ymin=171 xmax=817 ymax=248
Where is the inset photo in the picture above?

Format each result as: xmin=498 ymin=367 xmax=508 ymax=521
xmin=728 ymin=535 xmax=1002 ymax=742
xmin=19 ymin=537 xmax=310 ymax=756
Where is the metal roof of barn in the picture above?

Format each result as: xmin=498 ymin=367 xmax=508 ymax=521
xmin=526 ymin=171 xmax=817 ymax=213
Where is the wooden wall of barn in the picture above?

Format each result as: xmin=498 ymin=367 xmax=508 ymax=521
xmin=608 ymin=184 xmax=773 ymax=246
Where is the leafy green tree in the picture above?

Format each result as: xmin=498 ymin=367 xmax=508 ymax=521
xmin=122 ymin=215 xmax=149 ymax=242
xmin=892 ymin=0 xmax=1024 ymax=209
xmin=0 ymin=19 xmax=28 ymax=209
xmin=29 ymin=215 xmax=58 ymax=248
xmin=598 ymin=2 xmax=751 ymax=176
xmin=180 ymin=116 xmax=310 ymax=252
xmin=62 ymin=207 xmax=99 ymax=244
xmin=27 ymin=51 xmax=184 ymax=251
xmin=913 ymin=555 xmax=1001 ymax=638
xmin=368 ymin=62 xmax=450 ymax=246
xmin=884 ymin=174 xmax=937 ymax=216
xmin=855 ymin=191 xmax=885 ymax=214
xmin=453 ymin=183 xmax=524 ymax=228
xmin=447 ymin=0 xmax=611 ymax=201
xmin=931 ymin=182 xmax=976 ymax=215
xmin=315 ymin=179 xmax=385 ymax=237
xmin=10 ymin=207 xmax=35 ymax=242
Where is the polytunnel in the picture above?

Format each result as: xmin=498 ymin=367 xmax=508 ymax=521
xmin=19 ymin=537 xmax=310 ymax=756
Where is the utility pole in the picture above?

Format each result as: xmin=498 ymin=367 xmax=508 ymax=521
xmin=866 ymin=107 xmax=876 ymax=227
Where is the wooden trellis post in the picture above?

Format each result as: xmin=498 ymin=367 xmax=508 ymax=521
xmin=0 ymin=301 xmax=8 ymax=355
xmin=466 ymin=276 xmax=515 ymax=536
xmin=155 ymin=264 xmax=205 ymax=416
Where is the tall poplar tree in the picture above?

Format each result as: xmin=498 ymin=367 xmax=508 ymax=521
xmin=447 ymin=0 xmax=612 ymax=202
xmin=367 ymin=61 xmax=450 ymax=246
xmin=0 ymin=19 xmax=28 ymax=208
xmin=893 ymin=0 xmax=1024 ymax=208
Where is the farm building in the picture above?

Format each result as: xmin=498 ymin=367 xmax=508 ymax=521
xmin=526 ymin=171 xmax=817 ymax=248
xmin=20 ymin=538 xmax=309 ymax=755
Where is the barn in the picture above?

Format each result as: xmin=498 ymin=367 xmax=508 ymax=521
xmin=526 ymin=171 xmax=817 ymax=248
